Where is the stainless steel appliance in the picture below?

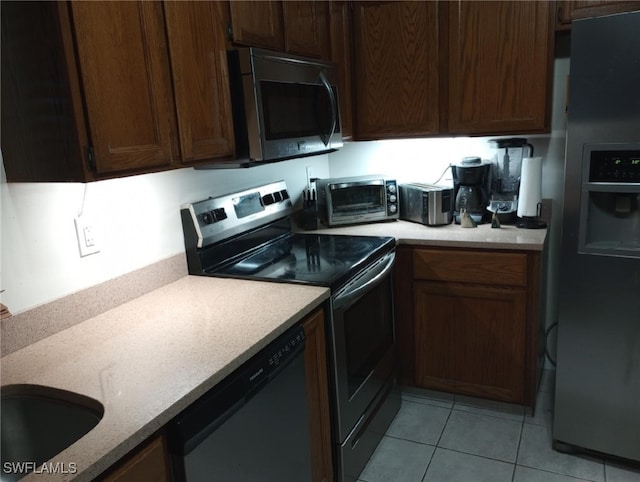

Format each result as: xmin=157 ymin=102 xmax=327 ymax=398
xmin=180 ymin=181 xmax=400 ymax=482
xmin=488 ymin=138 xmax=534 ymax=223
xmin=451 ymin=157 xmax=491 ymax=224
xmin=553 ymin=11 xmax=640 ymax=463
xmin=316 ymin=175 xmax=399 ymax=226
xmin=227 ymin=48 xmax=342 ymax=164
xmin=399 ymin=183 xmax=453 ymax=226
xmin=168 ymin=324 xmax=311 ymax=482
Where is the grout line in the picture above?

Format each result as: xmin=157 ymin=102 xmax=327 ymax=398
xmin=511 ymin=417 xmax=526 ymax=482
xmin=421 ymin=404 xmax=454 ymax=482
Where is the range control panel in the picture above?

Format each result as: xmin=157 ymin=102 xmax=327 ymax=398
xmin=183 ymin=180 xmax=293 ymax=248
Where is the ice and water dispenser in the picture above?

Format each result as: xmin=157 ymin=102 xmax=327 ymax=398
xmin=579 ymin=144 xmax=640 ymax=258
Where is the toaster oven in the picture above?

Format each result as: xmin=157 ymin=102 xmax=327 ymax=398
xmin=316 ymin=175 xmax=399 ymax=226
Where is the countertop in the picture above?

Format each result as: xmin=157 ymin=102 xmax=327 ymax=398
xmin=1 ymin=219 xmax=546 ymax=481
xmin=303 ymin=219 xmax=548 ymax=251
xmin=1 ymin=276 xmax=329 ymax=482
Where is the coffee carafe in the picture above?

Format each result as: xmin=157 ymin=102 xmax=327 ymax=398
xmin=452 ymin=157 xmax=491 ymax=224
xmin=487 ymin=138 xmax=533 ymax=223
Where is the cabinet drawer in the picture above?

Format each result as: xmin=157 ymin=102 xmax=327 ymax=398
xmin=413 ymin=249 xmax=527 ymax=287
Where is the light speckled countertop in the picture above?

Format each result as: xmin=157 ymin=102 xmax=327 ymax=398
xmin=1 ymin=276 xmax=329 ymax=482
xmin=1 ymin=220 xmax=546 ymax=481
xmin=303 ymin=219 xmax=548 ymax=251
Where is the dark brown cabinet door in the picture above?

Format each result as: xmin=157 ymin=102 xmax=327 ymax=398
xmin=353 ymin=1 xmax=441 ymax=139
xmin=303 ymin=309 xmax=333 ymax=482
xmin=447 ymin=1 xmax=553 ymax=135
xmin=164 ymin=1 xmax=235 ymax=164
xmin=329 ymin=0 xmax=354 ymax=140
xmin=283 ymin=1 xmax=330 ymax=59
xmin=556 ymin=1 xmax=639 ymax=30
xmin=71 ymin=1 xmax=179 ymax=174
xmin=229 ymin=0 xmax=284 ymax=50
xmin=414 ymin=281 xmax=527 ymax=404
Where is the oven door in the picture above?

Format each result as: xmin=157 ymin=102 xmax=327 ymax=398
xmin=327 ymin=181 xmax=388 ymax=226
xmin=330 ymin=250 xmax=396 ymax=442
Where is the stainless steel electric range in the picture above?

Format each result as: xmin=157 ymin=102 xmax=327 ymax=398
xmin=180 ymin=180 xmax=400 ymax=482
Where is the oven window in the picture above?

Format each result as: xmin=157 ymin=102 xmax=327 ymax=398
xmin=260 ymin=81 xmax=339 ymax=141
xmin=343 ymin=275 xmax=394 ymax=398
xmin=332 ymin=186 xmax=385 ymax=215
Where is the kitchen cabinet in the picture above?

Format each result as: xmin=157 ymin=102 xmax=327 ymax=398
xmin=350 ymin=0 xmax=554 ymax=139
xmin=303 ymin=308 xmax=334 ymax=482
xmin=394 ymin=245 xmax=546 ymax=408
xmin=447 ymin=1 xmax=554 ymax=135
xmin=229 ymin=0 xmax=330 ymax=60
xmin=352 ymin=1 xmax=441 ymax=139
xmin=329 ymin=0 xmax=354 ymax=139
xmin=1 ymin=1 xmax=235 ymax=182
xmin=228 ymin=0 xmax=284 ymax=51
xmin=556 ymin=1 xmax=640 ymax=30
xmin=97 ymin=433 xmax=171 ymax=482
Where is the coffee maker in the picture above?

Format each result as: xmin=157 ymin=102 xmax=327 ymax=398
xmin=487 ymin=138 xmax=533 ymax=223
xmin=452 ymin=157 xmax=491 ymax=224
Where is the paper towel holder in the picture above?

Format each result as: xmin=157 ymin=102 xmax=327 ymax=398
xmin=516 ymin=156 xmax=547 ymax=229
xmin=516 ymin=202 xmax=547 ymax=229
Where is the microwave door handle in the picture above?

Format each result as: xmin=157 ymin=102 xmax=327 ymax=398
xmin=318 ymin=71 xmax=337 ymax=146
xmin=332 ymin=252 xmax=395 ymax=311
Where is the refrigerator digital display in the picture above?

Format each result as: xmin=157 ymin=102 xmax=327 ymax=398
xmin=589 ymin=150 xmax=640 ymax=182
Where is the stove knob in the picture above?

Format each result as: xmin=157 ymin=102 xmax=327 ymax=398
xmin=202 ymin=211 xmax=214 ymax=224
xmin=387 ymin=184 xmax=397 ymax=194
xmin=389 ymin=204 xmax=397 ymax=213
xmin=389 ymin=194 xmax=397 ymax=203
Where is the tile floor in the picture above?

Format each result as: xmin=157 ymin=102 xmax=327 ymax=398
xmin=358 ymin=370 xmax=640 ymax=482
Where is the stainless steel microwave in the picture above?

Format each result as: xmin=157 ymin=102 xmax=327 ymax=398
xmin=227 ymin=48 xmax=343 ymax=164
xmin=316 ymin=175 xmax=399 ymax=226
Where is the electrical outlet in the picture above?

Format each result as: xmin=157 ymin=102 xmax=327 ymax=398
xmin=75 ymin=216 xmax=100 ymax=257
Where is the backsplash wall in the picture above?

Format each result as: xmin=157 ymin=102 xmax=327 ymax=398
xmin=0 ymin=155 xmax=330 ymax=314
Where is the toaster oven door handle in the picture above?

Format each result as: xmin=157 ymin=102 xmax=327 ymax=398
xmin=318 ymin=71 xmax=337 ymax=146
xmin=332 ymin=251 xmax=395 ymax=311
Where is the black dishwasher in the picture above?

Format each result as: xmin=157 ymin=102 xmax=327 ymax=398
xmin=167 ymin=324 xmax=311 ymax=482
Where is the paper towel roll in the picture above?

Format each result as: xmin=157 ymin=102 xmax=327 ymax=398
xmin=517 ymin=157 xmax=543 ymax=218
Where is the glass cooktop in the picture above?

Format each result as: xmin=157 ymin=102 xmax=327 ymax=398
xmin=210 ymin=233 xmax=395 ymax=289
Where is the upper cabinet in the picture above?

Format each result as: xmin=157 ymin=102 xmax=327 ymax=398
xmin=1 ymin=1 xmax=235 ymax=182
xmin=329 ymin=1 xmax=354 ymax=139
xmin=447 ymin=1 xmax=554 ymax=135
xmin=350 ymin=0 xmax=554 ymax=139
xmin=70 ymin=1 xmax=179 ymax=174
xmin=556 ymin=1 xmax=640 ymax=30
xmin=228 ymin=1 xmax=330 ymax=59
xmin=164 ymin=2 xmax=236 ymax=164
xmin=228 ymin=1 xmax=284 ymax=51
xmin=353 ymin=1 xmax=441 ymax=139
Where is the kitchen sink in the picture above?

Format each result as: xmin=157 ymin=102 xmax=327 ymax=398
xmin=1 ymin=384 xmax=104 ymax=481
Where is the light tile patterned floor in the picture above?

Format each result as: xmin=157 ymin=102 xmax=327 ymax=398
xmin=358 ymin=370 xmax=640 ymax=482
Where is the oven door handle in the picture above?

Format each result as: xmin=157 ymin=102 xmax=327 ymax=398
xmin=332 ymin=251 xmax=395 ymax=310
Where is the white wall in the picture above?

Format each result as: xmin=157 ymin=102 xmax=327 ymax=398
xmin=0 ymin=155 xmax=330 ymax=314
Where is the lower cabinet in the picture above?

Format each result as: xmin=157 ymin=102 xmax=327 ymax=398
xmin=303 ymin=308 xmax=334 ymax=482
xmin=395 ymin=245 xmax=546 ymax=408
xmin=97 ymin=434 xmax=171 ymax=482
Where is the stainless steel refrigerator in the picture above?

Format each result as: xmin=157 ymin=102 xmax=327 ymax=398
xmin=554 ymin=11 xmax=640 ymax=462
